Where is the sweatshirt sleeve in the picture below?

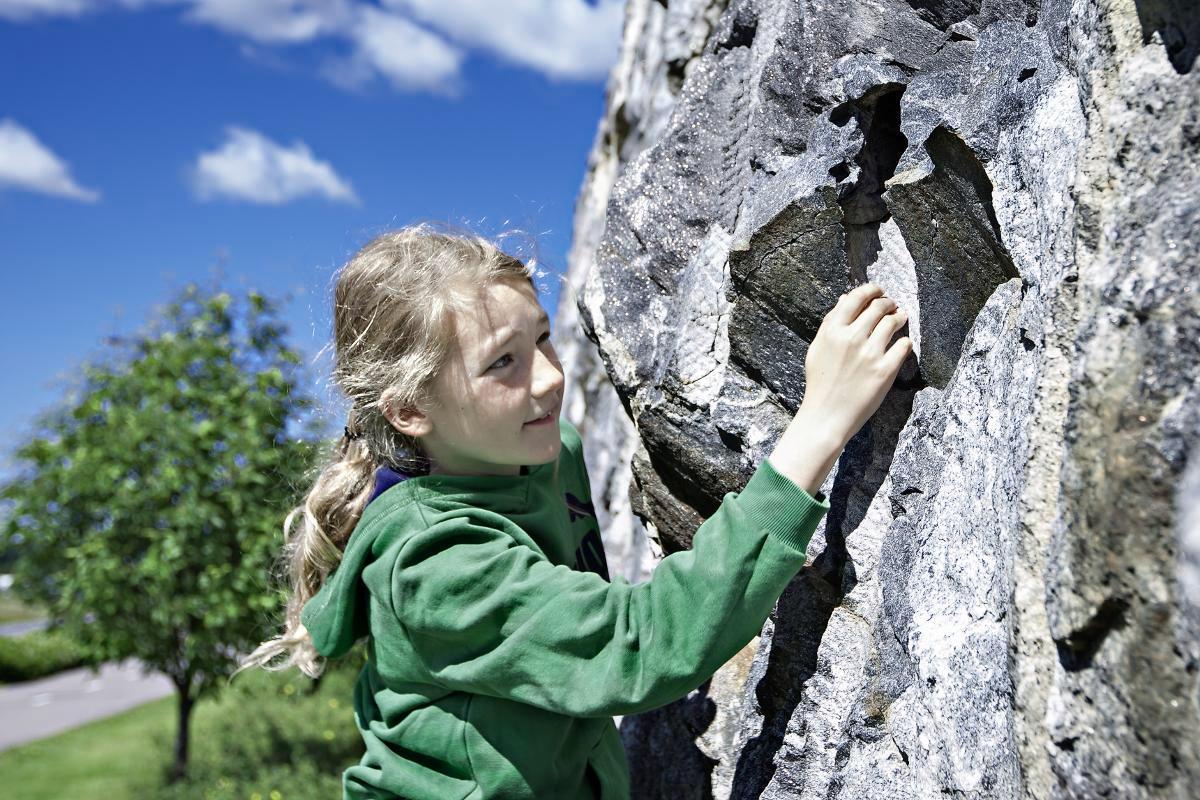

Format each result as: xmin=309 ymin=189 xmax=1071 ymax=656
xmin=390 ymin=456 xmax=830 ymax=719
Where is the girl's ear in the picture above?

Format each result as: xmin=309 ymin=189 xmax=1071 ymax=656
xmin=379 ymin=391 xmax=433 ymax=438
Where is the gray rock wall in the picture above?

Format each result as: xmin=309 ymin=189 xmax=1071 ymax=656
xmin=553 ymin=0 xmax=1199 ymax=796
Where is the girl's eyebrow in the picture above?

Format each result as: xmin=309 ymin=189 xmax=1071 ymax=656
xmin=484 ymin=309 xmax=550 ymax=355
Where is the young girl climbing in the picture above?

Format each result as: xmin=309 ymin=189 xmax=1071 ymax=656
xmin=236 ymin=223 xmax=911 ymax=799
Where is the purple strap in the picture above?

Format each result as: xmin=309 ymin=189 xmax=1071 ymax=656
xmin=367 ymin=464 xmax=414 ymax=505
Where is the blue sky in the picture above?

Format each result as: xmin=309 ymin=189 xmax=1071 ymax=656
xmin=0 ymin=0 xmax=621 ymax=476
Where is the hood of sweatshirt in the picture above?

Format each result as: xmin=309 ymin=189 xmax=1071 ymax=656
xmin=299 ymin=460 xmax=536 ymax=659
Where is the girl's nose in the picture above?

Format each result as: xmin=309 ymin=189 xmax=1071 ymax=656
xmin=533 ymin=347 xmax=564 ymax=397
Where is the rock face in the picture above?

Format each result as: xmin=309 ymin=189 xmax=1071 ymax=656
xmin=553 ymin=0 xmax=1200 ymax=797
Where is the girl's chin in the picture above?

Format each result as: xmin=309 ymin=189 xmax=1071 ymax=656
xmin=525 ymin=437 xmax=561 ymax=461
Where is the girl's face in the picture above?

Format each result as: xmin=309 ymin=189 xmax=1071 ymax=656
xmin=390 ymin=276 xmax=565 ymax=477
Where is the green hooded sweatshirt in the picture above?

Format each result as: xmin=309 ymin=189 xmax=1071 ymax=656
xmin=300 ymin=417 xmax=830 ymax=799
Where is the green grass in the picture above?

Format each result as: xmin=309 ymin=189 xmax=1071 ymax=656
xmin=0 ymin=647 xmax=367 ymax=800
xmin=0 ymin=591 xmax=47 ymax=625
xmin=0 ymin=694 xmax=175 ymax=800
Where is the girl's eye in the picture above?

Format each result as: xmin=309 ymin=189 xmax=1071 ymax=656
xmin=488 ymin=331 xmax=552 ymax=371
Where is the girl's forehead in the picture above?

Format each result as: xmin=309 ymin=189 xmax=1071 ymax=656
xmin=452 ymin=280 xmax=543 ymax=347
xmin=452 ymin=275 xmax=534 ymax=308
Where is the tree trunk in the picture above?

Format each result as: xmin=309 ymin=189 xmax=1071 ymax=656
xmin=169 ymin=683 xmax=195 ymax=783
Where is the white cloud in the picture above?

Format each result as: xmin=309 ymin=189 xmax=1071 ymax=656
xmin=0 ymin=0 xmax=354 ymax=42
xmin=191 ymin=126 xmax=358 ymax=205
xmin=324 ymin=5 xmax=464 ymax=94
xmin=382 ymin=0 xmax=624 ymax=80
xmin=0 ymin=0 xmax=624 ymax=91
xmin=0 ymin=119 xmax=100 ymax=202
xmin=181 ymin=0 xmax=352 ymax=44
xmin=0 ymin=0 xmax=88 ymax=21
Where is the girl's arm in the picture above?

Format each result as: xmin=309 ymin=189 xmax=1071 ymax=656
xmin=389 ymin=456 xmax=827 ymax=719
xmin=387 ymin=282 xmax=908 ymax=719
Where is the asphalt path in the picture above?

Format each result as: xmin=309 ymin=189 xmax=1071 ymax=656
xmin=0 ymin=658 xmax=176 ymax=752
xmin=0 ymin=618 xmax=50 ymax=637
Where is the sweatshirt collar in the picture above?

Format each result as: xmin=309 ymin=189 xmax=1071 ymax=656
xmin=366 ymin=462 xmax=537 ymax=508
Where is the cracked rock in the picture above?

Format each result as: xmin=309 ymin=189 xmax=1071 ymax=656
xmin=554 ymin=0 xmax=1200 ymax=795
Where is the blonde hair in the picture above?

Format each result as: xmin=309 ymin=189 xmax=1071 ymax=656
xmin=235 ymin=222 xmax=540 ymax=679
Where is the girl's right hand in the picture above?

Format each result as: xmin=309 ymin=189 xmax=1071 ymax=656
xmin=765 ymin=282 xmax=912 ymax=498
xmin=800 ymin=282 xmax=911 ymax=447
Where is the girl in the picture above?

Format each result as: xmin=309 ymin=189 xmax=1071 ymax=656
xmin=236 ymin=223 xmax=911 ymax=799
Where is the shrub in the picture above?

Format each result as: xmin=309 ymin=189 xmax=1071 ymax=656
xmin=150 ymin=645 xmax=368 ymax=797
xmin=154 ymin=761 xmax=345 ymax=800
xmin=0 ymin=627 xmax=98 ymax=682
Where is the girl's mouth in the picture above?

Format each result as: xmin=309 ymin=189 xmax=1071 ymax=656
xmin=524 ymin=403 xmax=558 ymax=426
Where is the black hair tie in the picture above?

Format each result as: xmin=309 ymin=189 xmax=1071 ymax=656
xmin=344 ymin=425 xmax=362 ymax=441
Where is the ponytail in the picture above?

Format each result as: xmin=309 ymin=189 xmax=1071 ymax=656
xmin=235 ymin=222 xmax=537 ymax=679
xmin=234 ymin=409 xmax=380 ymax=678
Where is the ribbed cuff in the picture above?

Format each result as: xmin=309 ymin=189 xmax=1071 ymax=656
xmin=736 ymin=456 xmax=831 ymax=555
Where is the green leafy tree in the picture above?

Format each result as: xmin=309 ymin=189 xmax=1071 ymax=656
xmin=0 ymin=282 xmax=327 ymax=781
